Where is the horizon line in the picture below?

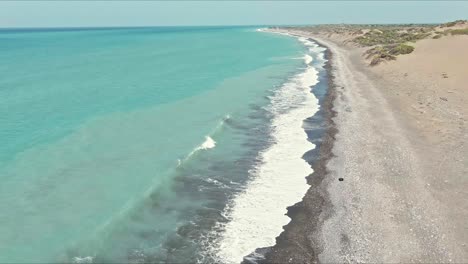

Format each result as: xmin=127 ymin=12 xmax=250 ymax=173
xmin=0 ymin=21 xmax=448 ymax=31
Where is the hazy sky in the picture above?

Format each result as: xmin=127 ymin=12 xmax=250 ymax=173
xmin=1 ymin=1 xmax=467 ymax=28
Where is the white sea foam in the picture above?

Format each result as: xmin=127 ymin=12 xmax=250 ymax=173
xmin=304 ymin=54 xmax=313 ymax=65
xmin=182 ymin=136 xmax=217 ymax=165
xmin=72 ymin=256 xmax=94 ymax=264
xmin=197 ymin=136 xmax=216 ymax=151
xmin=213 ymin=42 xmax=321 ymax=263
xmin=179 ymin=115 xmax=230 ymax=167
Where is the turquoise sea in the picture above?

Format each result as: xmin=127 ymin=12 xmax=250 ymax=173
xmin=0 ymin=27 xmax=326 ymax=263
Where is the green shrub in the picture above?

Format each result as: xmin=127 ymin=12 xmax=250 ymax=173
xmin=389 ymin=44 xmax=414 ymax=55
xmin=433 ymin=34 xmax=442 ymax=39
xmin=441 ymin=20 xmax=467 ymax=28
xmin=450 ymin=28 xmax=468 ymax=35
xmin=369 ymin=53 xmax=396 ymax=66
xmin=442 ymin=21 xmax=457 ymax=27
xmin=353 ymin=28 xmax=428 ymax=46
xmin=364 ymin=43 xmax=413 ymax=66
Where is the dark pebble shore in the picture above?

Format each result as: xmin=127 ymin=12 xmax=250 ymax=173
xmin=243 ymin=39 xmax=338 ymax=264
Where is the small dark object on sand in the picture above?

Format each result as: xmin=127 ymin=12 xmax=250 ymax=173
xmin=440 ymin=97 xmax=448 ymax=101
xmin=338 ymin=178 xmax=344 ymax=181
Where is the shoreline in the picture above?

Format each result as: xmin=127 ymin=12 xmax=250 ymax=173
xmin=261 ymin=36 xmax=337 ymax=264
xmin=215 ymin=34 xmax=323 ymax=263
xmin=260 ymin=27 xmax=468 ymax=263
xmin=241 ymin=30 xmax=337 ymax=263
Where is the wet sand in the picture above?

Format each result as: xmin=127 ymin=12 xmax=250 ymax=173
xmin=263 ymin=28 xmax=468 ymax=263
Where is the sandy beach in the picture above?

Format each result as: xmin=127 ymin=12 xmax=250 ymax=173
xmin=263 ymin=26 xmax=468 ymax=263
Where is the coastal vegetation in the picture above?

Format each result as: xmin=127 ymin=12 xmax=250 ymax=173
xmin=284 ymin=20 xmax=467 ymax=65
xmin=351 ymin=20 xmax=467 ymax=65
xmin=441 ymin=20 xmax=467 ymax=27
xmin=353 ymin=29 xmax=422 ymax=65
xmin=354 ymin=28 xmax=429 ymax=46
xmin=364 ymin=43 xmax=415 ymax=66
xmin=449 ymin=28 xmax=468 ymax=35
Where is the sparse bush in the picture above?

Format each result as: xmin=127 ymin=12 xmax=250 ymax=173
xmin=290 ymin=23 xmax=453 ymax=66
xmin=369 ymin=53 xmax=396 ymax=66
xmin=389 ymin=43 xmax=414 ymax=55
xmin=354 ymin=28 xmax=428 ymax=46
xmin=364 ymin=43 xmax=413 ymax=66
xmin=442 ymin=21 xmax=457 ymax=27
xmin=441 ymin=20 xmax=467 ymax=28
xmin=370 ymin=56 xmax=382 ymax=66
xmin=450 ymin=28 xmax=468 ymax=35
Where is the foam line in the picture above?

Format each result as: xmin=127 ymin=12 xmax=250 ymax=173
xmin=213 ymin=49 xmax=321 ymax=263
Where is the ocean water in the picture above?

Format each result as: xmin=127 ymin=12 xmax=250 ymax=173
xmin=0 ymin=27 xmax=326 ymax=263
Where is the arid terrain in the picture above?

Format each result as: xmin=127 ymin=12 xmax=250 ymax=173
xmin=265 ymin=21 xmax=468 ymax=263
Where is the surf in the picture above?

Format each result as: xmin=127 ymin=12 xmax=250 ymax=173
xmin=212 ymin=41 xmax=324 ymax=262
xmin=0 ymin=26 xmax=306 ymax=263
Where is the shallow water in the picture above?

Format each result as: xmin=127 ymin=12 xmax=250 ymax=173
xmin=0 ymin=27 xmax=325 ymax=262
